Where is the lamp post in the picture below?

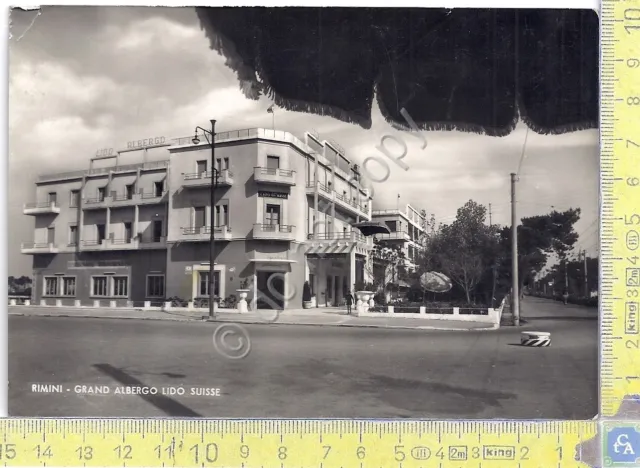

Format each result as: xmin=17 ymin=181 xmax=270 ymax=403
xmin=192 ymin=120 xmax=218 ymax=320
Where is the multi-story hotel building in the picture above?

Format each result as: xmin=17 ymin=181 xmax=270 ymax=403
xmin=371 ymin=205 xmax=427 ymax=272
xmin=23 ymin=128 xmax=373 ymax=309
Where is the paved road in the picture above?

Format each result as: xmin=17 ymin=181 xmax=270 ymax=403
xmin=9 ymin=298 xmax=597 ymax=419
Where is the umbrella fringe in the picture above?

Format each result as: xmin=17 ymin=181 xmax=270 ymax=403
xmin=197 ymin=8 xmax=596 ymax=136
xmin=375 ymin=86 xmax=519 ymax=137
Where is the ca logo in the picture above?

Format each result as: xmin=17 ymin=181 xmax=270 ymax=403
xmin=614 ymin=434 xmax=636 ymax=455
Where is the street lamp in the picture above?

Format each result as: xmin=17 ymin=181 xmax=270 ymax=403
xmin=192 ymin=120 xmax=218 ymax=320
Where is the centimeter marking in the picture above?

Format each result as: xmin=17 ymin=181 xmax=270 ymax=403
xmin=0 ymin=420 xmax=595 ymax=467
xmin=601 ymin=0 xmax=640 ymax=418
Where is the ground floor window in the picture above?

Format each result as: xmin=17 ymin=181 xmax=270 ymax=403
xmin=62 ymin=277 xmax=76 ymax=296
xmin=92 ymin=277 xmax=108 ymax=297
xmin=198 ymin=271 xmax=220 ymax=297
xmin=44 ymin=276 xmax=76 ymax=297
xmin=44 ymin=277 xmax=58 ymax=296
xmin=91 ymin=276 xmax=128 ymax=298
xmin=147 ymin=275 xmax=165 ymax=298
xmin=113 ymin=276 xmax=128 ymax=297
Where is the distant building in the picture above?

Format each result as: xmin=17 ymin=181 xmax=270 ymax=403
xmin=22 ymin=128 xmax=373 ymax=309
xmin=371 ymin=204 xmax=427 ymax=272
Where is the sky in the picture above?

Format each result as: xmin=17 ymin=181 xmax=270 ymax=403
xmin=7 ymin=6 xmax=600 ymax=277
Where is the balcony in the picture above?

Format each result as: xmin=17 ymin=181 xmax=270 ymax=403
xmin=80 ymin=239 xmax=138 ymax=251
xmin=180 ymin=225 xmax=233 ymax=242
xmin=254 ymin=167 xmax=296 ymax=186
xmin=23 ymin=202 xmax=60 ymax=215
xmin=375 ymin=230 xmax=411 ymax=242
xmin=182 ymin=169 xmax=234 ymax=189
xmin=109 ymin=192 xmax=137 ymax=208
xmin=139 ymin=236 xmax=167 ymax=250
xmin=305 ymin=182 xmax=332 ymax=198
xmin=138 ymin=190 xmax=168 ymax=206
xmin=307 ymin=231 xmax=368 ymax=244
xmin=21 ymin=242 xmax=59 ymax=254
xmin=83 ymin=196 xmax=109 ymax=210
xmin=252 ymin=224 xmax=295 ymax=241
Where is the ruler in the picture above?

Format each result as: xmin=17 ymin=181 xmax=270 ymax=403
xmin=0 ymin=420 xmax=595 ymax=467
xmin=601 ymin=0 xmax=640 ymax=418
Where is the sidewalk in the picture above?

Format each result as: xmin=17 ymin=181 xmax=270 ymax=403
xmin=7 ymin=305 xmax=497 ymax=331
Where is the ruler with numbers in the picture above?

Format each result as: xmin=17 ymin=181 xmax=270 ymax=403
xmin=0 ymin=420 xmax=595 ymax=467
xmin=601 ymin=0 xmax=640 ymax=418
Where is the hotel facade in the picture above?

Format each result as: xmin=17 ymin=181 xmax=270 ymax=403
xmin=23 ymin=128 xmax=374 ymax=310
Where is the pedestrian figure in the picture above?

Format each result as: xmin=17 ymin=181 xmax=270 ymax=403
xmin=346 ymin=291 xmax=354 ymax=315
xmin=562 ymin=289 xmax=569 ymax=305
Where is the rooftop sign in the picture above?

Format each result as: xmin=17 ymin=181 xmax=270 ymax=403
xmin=127 ymin=136 xmax=166 ymax=149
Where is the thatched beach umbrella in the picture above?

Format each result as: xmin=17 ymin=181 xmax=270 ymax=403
xmin=196 ymin=8 xmax=597 ymax=136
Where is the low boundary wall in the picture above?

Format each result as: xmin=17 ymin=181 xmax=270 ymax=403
xmin=356 ymin=297 xmax=507 ymax=326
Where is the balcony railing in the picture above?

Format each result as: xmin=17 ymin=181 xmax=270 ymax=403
xmin=182 ymin=169 xmax=234 ymax=188
xmin=375 ymin=230 xmax=411 ymax=241
xmin=180 ymin=225 xmax=232 ymax=241
xmin=21 ymin=242 xmax=58 ymax=254
xmin=253 ymin=224 xmax=295 ymax=240
xmin=23 ymin=202 xmax=61 ymax=215
xmin=307 ymin=231 xmax=367 ymax=243
xmin=254 ymin=167 xmax=296 ymax=186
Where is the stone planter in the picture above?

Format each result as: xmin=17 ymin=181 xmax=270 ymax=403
xmin=236 ymin=289 xmax=250 ymax=313
xmin=355 ymin=291 xmax=374 ymax=315
xmin=303 ymin=301 xmax=312 ymax=309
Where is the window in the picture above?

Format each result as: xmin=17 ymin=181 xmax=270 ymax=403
xmin=196 ymin=160 xmax=207 ymax=175
xmin=194 ymin=206 xmax=206 ymax=228
xmin=113 ymin=276 xmax=128 ymax=297
xmin=44 ymin=276 xmax=75 ymax=296
xmin=92 ymin=277 xmax=108 ymax=297
xmin=152 ymin=220 xmax=163 ymax=241
xmin=44 ymin=277 xmax=58 ymax=296
xmin=124 ymin=222 xmax=133 ymax=242
xmin=47 ymin=226 xmax=55 ymax=244
xmin=215 ymin=158 xmax=222 ymax=171
xmin=265 ymin=204 xmax=281 ymax=226
xmin=48 ymin=192 xmax=57 ymax=204
xmin=97 ymin=187 xmax=106 ymax=201
xmin=92 ymin=276 xmax=128 ymax=297
xmin=62 ymin=277 xmax=76 ymax=296
xmin=386 ymin=220 xmax=397 ymax=232
xmin=69 ymin=190 xmax=79 ymax=207
xmin=223 ymin=157 xmax=229 ymax=170
xmin=267 ymin=156 xmax=280 ymax=169
xmin=126 ymin=184 xmax=134 ymax=199
xmin=215 ymin=204 xmax=228 ymax=227
xmin=68 ymin=225 xmax=77 ymax=246
xmin=147 ymin=275 xmax=165 ymax=298
xmin=154 ymin=181 xmax=164 ymax=196
xmin=198 ymin=271 xmax=220 ymax=297
xmin=96 ymin=224 xmax=106 ymax=243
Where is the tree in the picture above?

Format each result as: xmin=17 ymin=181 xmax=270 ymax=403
xmin=420 ymin=200 xmax=500 ymax=303
xmin=495 ymin=208 xmax=581 ymax=299
xmin=367 ymin=238 xmax=407 ymax=296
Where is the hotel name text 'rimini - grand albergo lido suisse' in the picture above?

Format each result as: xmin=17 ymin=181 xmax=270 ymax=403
xmin=23 ymin=128 xmax=374 ymax=309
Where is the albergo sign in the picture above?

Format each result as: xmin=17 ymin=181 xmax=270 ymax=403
xmin=127 ymin=136 xmax=166 ymax=149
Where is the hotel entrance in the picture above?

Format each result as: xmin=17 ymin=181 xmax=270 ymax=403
xmin=256 ymin=271 xmax=285 ymax=309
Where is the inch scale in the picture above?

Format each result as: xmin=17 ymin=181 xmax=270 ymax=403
xmin=601 ymin=0 xmax=640 ymax=418
xmin=0 ymin=5 xmax=636 ymax=468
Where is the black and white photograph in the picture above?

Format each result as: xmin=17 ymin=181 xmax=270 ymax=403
xmin=8 ymin=6 xmax=599 ymax=419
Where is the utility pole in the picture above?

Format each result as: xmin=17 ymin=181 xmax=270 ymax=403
xmin=583 ymin=249 xmax=589 ymax=297
xmin=510 ymin=173 xmax=520 ymax=326
xmin=489 ymin=203 xmax=492 ymax=226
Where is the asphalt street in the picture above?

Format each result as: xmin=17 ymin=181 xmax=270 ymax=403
xmin=9 ymin=297 xmax=598 ymax=419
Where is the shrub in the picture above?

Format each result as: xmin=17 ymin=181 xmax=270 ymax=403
xmin=303 ymin=281 xmax=312 ymax=302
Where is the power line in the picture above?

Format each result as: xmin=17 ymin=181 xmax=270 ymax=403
xmin=516 ymin=127 xmax=530 ymax=177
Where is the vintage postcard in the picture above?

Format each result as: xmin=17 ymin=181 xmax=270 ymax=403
xmin=8 ymin=6 xmax=598 ymax=418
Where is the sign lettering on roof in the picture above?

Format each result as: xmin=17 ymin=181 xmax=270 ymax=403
xmin=127 ymin=136 xmax=166 ymax=149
